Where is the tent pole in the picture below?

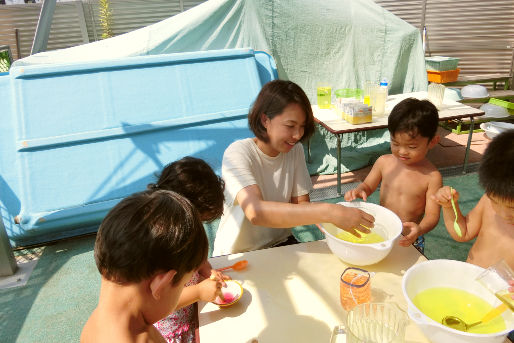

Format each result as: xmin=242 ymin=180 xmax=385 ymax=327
xmin=31 ymin=0 xmax=57 ymax=55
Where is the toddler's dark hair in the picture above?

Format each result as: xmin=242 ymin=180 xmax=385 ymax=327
xmin=148 ymin=157 xmax=225 ymax=222
xmin=248 ymin=80 xmax=315 ymax=143
xmin=479 ymin=129 xmax=514 ymax=201
xmin=388 ymin=98 xmax=439 ymax=139
xmin=94 ymin=190 xmax=208 ymax=285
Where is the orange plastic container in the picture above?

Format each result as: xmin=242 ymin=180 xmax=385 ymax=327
xmin=427 ymin=68 xmax=460 ymax=83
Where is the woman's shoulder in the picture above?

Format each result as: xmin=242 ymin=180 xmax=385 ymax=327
xmin=225 ymin=138 xmax=255 ymax=154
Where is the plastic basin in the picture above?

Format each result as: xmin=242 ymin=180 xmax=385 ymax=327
xmin=402 ymin=260 xmax=514 ymax=343
xmin=320 ymin=202 xmax=402 ymax=266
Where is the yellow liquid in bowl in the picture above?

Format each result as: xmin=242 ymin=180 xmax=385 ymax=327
xmin=413 ymin=287 xmax=506 ymax=334
xmin=336 ymin=230 xmax=385 ymax=244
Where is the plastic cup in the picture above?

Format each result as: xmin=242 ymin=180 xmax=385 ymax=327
xmin=476 ymin=259 xmax=514 ymax=310
xmin=317 ymin=83 xmax=332 ymax=109
xmin=340 ymin=267 xmax=371 ymax=311
xmin=363 ymin=81 xmax=377 ymax=105
xmin=428 ymin=82 xmax=445 ymax=108
xmin=346 ymin=303 xmax=408 ymax=343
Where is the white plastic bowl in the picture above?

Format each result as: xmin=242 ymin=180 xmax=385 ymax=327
xmin=319 ymin=202 xmax=402 ymax=266
xmin=479 ymin=103 xmax=510 ymax=119
xmin=461 ymin=84 xmax=489 ymax=98
xmin=480 ymin=121 xmax=514 ymax=139
xmin=402 ymin=260 xmax=514 ymax=343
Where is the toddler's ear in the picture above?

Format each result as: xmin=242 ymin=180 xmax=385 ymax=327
xmin=429 ymin=134 xmax=440 ymax=148
xmin=149 ymin=270 xmax=176 ymax=300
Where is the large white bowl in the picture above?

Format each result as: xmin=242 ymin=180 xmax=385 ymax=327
xmin=402 ymin=259 xmax=514 ymax=343
xmin=319 ymin=202 xmax=402 ymax=266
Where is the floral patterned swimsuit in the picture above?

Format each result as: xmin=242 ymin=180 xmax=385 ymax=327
xmin=154 ymin=272 xmax=201 ymax=343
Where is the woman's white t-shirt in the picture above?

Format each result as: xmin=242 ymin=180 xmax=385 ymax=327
xmin=212 ymin=138 xmax=312 ymax=256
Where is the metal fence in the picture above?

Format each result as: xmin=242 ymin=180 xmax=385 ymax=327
xmin=0 ymin=0 xmax=512 ymax=81
xmin=0 ymin=0 xmax=204 ymax=60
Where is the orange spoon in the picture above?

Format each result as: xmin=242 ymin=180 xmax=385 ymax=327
xmin=216 ymin=260 xmax=248 ymax=272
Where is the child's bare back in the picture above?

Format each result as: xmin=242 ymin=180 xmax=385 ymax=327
xmin=434 ymin=189 xmax=514 ymax=269
xmin=433 ymin=130 xmax=514 ymax=270
xmin=467 ymin=195 xmax=514 ymax=269
xmin=82 ymin=308 xmax=167 ymax=343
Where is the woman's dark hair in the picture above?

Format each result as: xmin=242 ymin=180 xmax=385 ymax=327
xmin=478 ymin=129 xmax=514 ymax=201
xmin=94 ymin=190 xmax=208 ymax=285
xmin=248 ymin=80 xmax=315 ymax=143
xmin=148 ymin=157 xmax=225 ymax=222
xmin=388 ymin=98 xmax=439 ymax=139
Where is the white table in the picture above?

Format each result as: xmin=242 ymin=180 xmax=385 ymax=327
xmin=198 ymin=240 xmax=430 ymax=343
xmin=310 ymin=91 xmax=485 ymax=195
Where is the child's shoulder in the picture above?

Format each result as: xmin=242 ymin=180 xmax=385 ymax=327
xmin=375 ymin=154 xmax=395 ymax=164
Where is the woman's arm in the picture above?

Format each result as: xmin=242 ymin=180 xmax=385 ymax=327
xmin=237 ymin=185 xmax=374 ymax=235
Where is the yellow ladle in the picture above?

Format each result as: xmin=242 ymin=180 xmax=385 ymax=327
xmin=441 ymin=303 xmax=508 ymax=332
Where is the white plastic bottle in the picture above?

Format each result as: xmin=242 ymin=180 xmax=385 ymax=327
xmin=372 ymin=78 xmax=388 ymax=117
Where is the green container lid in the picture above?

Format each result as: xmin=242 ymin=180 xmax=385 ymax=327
xmin=335 ymin=88 xmax=356 ymax=98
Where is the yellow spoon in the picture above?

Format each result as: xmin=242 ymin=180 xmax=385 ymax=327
xmin=450 ymin=187 xmax=462 ymax=237
xmin=442 ymin=303 xmax=508 ymax=332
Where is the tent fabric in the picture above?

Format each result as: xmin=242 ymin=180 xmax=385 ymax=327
xmin=13 ymin=0 xmax=427 ymax=174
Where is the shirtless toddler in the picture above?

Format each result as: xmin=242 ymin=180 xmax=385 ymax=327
xmin=81 ymin=190 xmax=222 ymax=343
xmin=345 ymin=98 xmax=442 ymax=251
xmin=432 ymin=129 xmax=514 ymax=269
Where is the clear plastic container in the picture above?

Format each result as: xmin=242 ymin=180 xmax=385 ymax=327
xmin=346 ymin=303 xmax=408 ymax=343
xmin=317 ymin=83 xmax=332 ymax=109
xmin=340 ymin=267 xmax=371 ymax=311
xmin=372 ymin=80 xmax=388 ymax=117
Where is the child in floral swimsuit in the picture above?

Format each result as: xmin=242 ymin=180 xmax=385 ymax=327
xmin=149 ymin=157 xmax=229 ymax=343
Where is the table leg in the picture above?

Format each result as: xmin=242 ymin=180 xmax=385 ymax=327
xmin=462 ymin=116 xmax=474 ymax=174
xmin=337 ymin=135 xmax=341 ymax=196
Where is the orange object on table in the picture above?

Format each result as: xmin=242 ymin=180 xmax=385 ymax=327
xmin=340 ymin=267 xmax=371 ymax=311
xmin=427 ymin=68 xmax=460 ymax=83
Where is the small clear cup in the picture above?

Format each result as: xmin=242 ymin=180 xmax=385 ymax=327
xmin=346 ymin=303 xmax=408 ymax=343
xmin=476 ymin=259 xmax=514 ymax=309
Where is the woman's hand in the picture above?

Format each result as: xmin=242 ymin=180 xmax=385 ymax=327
xmin=330 ymin=205 xmax=375 ymax=236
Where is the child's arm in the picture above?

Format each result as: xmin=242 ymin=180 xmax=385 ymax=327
xmin=344 ymin=156 xmax=384 ymax=202
xmin=431 ymin=186 xmax=484 ymax=241
xmin=399 ymin=171 xmax=442 ymax=246
xmin=174 ymin=272 xmax=225 ymax=310
xmin=197 ymin=260 xmax=230 ymax=285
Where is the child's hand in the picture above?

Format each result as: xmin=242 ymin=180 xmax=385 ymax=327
xmin=431 ymin=186 xmax=458 ymax=208
xmin=399 ymin=222 xmax=421 ymax=247
xmin=197 ymin=276 xmax=225 ymax=302
xmin=344 ymin=188 xmax=368 ymax=202
xmin=208 ymin=269 xmax=231 ymax=287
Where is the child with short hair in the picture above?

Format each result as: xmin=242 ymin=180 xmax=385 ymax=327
xmin=432 ymin=129 xmax=514 ymax=269
xmin=81 ymin=190 xmax=223 ymax=343
xmin=213 ymin=80 xmax=375 ymax=256
xmin=345 ymin=98 xmax=443 ymax=252
xmin=148 ymin=157 xmax=228 ymax=343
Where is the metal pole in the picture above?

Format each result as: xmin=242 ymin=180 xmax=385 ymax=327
xmin=31 ymin=0 xmax=57 ymax=55
xmin=0 ymin=219 xmax=17 ymax=277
